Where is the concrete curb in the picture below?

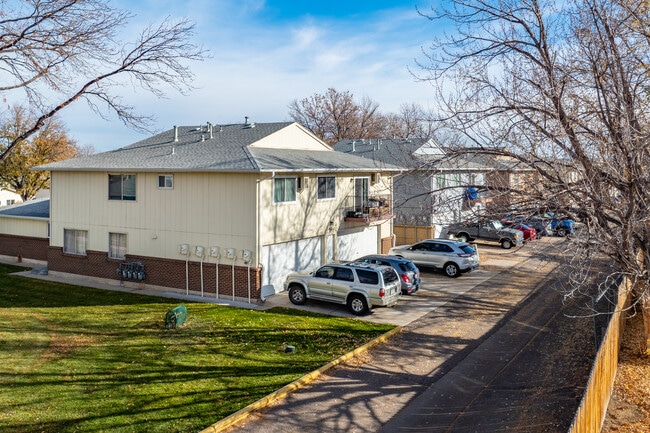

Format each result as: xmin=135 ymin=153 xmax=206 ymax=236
xmin=198 ymin=325 xmax=403 ymax=433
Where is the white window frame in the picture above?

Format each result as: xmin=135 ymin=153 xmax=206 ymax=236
xmin=274 ymin=177 xmax=297 ymax=203
xmin=109 ymin=233 xmax=127 ymax=259
xmin=317 ymin=176 xmax=336 ymax=200
xmin=158 ymin=174 xmax=173 ymax=189
xmin=63 ymin=229 xmax=87 ymax=255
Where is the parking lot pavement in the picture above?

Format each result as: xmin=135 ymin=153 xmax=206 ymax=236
xmin=260 ymin=241 xmax=540 ymax=326
xmin=4 ymin=239 xmax=556 ymax=328
xmin=262 ymin=269 xmax=504 ymax=326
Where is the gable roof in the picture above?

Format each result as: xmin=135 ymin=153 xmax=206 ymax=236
xmin=37 ymin=122 xmax=401 ymax=174
xmin=0 ymin=198 xmax=49 ymax=219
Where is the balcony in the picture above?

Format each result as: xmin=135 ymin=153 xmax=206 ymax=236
xmin=344 ymin=197 xmax=394 ymax=223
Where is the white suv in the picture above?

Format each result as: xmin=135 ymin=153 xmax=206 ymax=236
xmin=284 ymin=262 xmax=402 ymax=315
xmin=388 ymin=239 xmax=479 ymax=277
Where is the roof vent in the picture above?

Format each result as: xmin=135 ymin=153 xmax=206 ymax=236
xmin=243 ymin=116 xmax=255 ymax=129
xmin=173 ymin=126 xmax=179 ymax=142
xmin=351 ymin=140 xmax=355 ymax=152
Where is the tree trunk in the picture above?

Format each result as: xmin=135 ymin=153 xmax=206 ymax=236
xmin=642 ymin=295 xmax=650 ymax=355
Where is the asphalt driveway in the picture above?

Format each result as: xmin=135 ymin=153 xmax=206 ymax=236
xmin=218 ymin=239 xmax=570 ymax=433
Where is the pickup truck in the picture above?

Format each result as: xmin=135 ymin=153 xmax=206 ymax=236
xmin=445 ymin=219 xmax=524 ymax=249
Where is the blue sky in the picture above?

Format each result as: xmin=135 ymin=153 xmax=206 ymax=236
xmin=61 ymin=0 xmax=439 ymax=152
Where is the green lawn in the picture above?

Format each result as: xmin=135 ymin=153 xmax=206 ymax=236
xmin=0 ymin=263 xmax=394 ymax=433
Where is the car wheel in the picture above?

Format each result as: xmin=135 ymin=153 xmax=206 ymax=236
xmin=444 ymin=262 xmax=460 ymax=278
xmin=456 ymin=233 xmax=469 ymax=243
xmin=347 ymin=294 xmax=369 ymax=315
xmin=556 ymin=227 xmax=567 ymax=237
xmin=501 ymin=239 xmax=513 ymax=249
xmin=288 ymin=285 xmax=307 ymax=305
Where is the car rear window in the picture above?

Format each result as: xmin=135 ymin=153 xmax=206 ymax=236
xmin=356 ymin=269 xmax=379 ymax=285
xmin=460 ymin=245 xmax=476 ymax=254
xmin=399 ymin=262 xmax=418 ymax=272
xmin=381 ymin=268 xmax=399 ymax=283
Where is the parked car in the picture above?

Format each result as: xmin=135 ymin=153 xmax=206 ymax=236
xmin=350 ymin=255 xmax=421 ymax=295
xmin=445 ymin=219 xmax=524 ymax=249
xmin=501 ymin=221 xmax=537 ymax=241
xmin=388 ymin=239 xmax=479 ymax=277
xmin=547 ymin=215 xmax=575 ymax=237
xmin=284 ymin=262 xmax=402 ymax=315
xmin=522 ymin=218 xmax=550 ymax=237
xmin=503 ymin=214 xmax=549 ymax=237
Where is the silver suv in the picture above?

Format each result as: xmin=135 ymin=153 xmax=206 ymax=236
xmin=284 ymin=262 xmax=402 ymax=315
xmin=388 ymin=239 xmax=479 ymax=277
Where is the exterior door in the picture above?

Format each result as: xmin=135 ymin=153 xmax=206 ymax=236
xmin=354 ymin=177 xmax=369 ymax=213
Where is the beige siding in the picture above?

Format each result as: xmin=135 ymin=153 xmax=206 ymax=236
xmin=50 ymin=171 xmax=258 ymax=261
xmin=259 ymin=173 xmax=394 ymax=245
xmin=0 ymin=216 xmax=48 ymax=238
xmin=249 ymin=123 xmax=331 ymax=150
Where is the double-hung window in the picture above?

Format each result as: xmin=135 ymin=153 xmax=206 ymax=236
xmin=317 ymin=176 xmax=336 ymax=200
xmin=109 ymin=233 xmax=127 ymax=259
xmin=274 ymin=178 xmax=297 ymax=203
xmin=109 ymin=174 xmax=136 ymax=201
xmin=64 ymin=229 xmax=87 ymax=255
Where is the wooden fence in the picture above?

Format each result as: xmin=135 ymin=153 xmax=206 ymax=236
xmin=393 ymin=224 xmax=435 ymax=245
xmin=568 ymin=278 xmax=631 ymax=433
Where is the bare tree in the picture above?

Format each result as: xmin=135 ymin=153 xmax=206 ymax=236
xmin=288 ymin=88 xmax=382 ymax=144
xmin=418 ymin=0 xmax=650 ymax=350
xmin=0 ymin=0 xmax=206 ymax=162
xmin=289 ymin=89 xmax=435 ymax=144
xmin=383 ymin=103 xmax=436 ymax=140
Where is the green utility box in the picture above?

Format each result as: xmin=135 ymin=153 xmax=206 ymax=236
xmin=165 ymin=305 xmax=187 ymax=329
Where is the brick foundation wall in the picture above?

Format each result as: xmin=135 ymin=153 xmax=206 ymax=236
xmin=47 ymin=247 xmax=262 ymax=299
xmin=0 ymin=234 xmax=49 ymax=261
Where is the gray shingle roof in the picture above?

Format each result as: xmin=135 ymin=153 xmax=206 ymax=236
xmin=332 ymin=138 xmax=426 ymax=168
xmin=0 ymin=198 xmax=49 ymax=219
xmin=333 ymin=138 xmax=529 ymax=171
xmin=37 ymin=122 xmax=401 ymax=173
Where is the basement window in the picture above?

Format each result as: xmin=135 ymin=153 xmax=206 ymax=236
xmin=63 ymin=229 xmax=87 ymax=255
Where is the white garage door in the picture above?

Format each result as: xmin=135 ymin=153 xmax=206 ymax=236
xmin=337 ymin=226 xmax=378 ymax=262
xmin=261 ymin=236 xmax=322 ymax=294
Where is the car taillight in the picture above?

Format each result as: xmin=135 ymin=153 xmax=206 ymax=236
xmin=457 ymin=253 xmax=471 ymax=257
xmin=379 ymin=287 xmax=385 ymax=297
xmin=401 ymin=274 xmax=411 ymax=284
